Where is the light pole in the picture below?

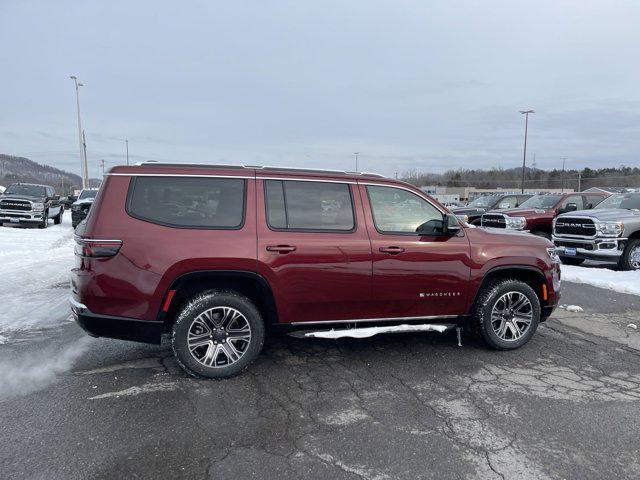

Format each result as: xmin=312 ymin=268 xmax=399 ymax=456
xmin=125 ymin=138 xmax=129 ymax=165
xmin=353 ymin=152 xmax=360 ymax=172
xmin=561 ymin=157 xmax=567 ymax=192
xmin=519 ymin=109 xmax=534 ymax=193
xmin=70 ymin=76 xmax=88 ymax=188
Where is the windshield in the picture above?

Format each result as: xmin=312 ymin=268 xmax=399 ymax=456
xmin=467 ymin=196 xmax=497 ymax=208
xmin=519 ymin=194 xmax=563 ymax=209
xmin=596 ymin=193 xmax=640 ymax=210
xmin=79 ymin=190 xmax=98 ymax=200
xmin=4 ymin=184 xmax=46 ymax=197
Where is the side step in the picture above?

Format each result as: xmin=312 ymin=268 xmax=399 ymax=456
xmin=288 ymin=323 xmax=459 ymax=341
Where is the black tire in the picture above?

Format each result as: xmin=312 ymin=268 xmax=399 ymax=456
xmin=531 ymin=230 xmax=550 ymax=240
xmin=475 ymin=279 xmax=541 ymax=350
xmin=619 ymin=238 xmax=640 ymax=271
xmin=38 ymin=211 xmax=48 ymax=229
xmin=171 ymin=290 xmax=265 ymax=379
xmin=559 ymin=257 xmax=585 ymax=266
xmin=53 ymin=210 xmax=62 ymax=225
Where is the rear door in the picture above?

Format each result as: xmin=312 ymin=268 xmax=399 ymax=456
xmin=256 ymin=176 xmax=373 ymax=324
xmin=360 ymin=183 xmax=472 ymax=319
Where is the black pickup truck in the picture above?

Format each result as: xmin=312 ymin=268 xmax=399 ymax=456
xmin=0 ymin=183 xmax=64 ymax=228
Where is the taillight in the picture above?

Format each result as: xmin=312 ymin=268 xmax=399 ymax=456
xmin=74 ymin=236 xmax=122 ymax=258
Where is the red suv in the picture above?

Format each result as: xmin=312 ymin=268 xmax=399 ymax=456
xmin=481 ymin=192 xmax=607 ymax=239
xmin=71 ymin=163 xmax=561 ymax=378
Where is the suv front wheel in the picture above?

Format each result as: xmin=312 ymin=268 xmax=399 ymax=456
xmin=475 ymin=279 xmax=540 ymax=350
xmin=171 ymin=290 xmax=265 ymax=379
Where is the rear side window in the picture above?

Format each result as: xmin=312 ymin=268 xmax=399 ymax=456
xmin=127 ymin=176 xmax=245 ymax=228
xmin=264 ymin=180 xmax=355 ymax=231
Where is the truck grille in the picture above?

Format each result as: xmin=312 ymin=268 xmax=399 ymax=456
xmin=481 ymin=214 xmax=506 ymax=228
xmin=554 ymin=217 xmax=596 ymax=237
xmin=0 ymin=200 xmax=32 ymax=211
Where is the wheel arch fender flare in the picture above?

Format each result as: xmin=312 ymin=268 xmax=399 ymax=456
xmin=157 ymin=270 xmax=279 ymax=327
xmin=468 ymin=265 xmax=548 ymax=315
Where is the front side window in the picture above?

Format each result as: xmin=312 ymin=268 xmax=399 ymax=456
xmin=520 ymin=194 xmax=563 ymax=209
xmin=367 ymin=185 xmax=442 ymax=234
xmin=498 ymin=196 xmax=517 ymax=208
xmin=127 ymin=176 xmax=245 ymax=228
xmin=265 ymin=180 xmax=355 ymax=231
xmin=559 ymin=195 xmax=584 ymax=211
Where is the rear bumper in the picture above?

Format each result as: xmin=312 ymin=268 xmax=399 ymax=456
xmin=70 ymin=296 xmax=163 ymax=344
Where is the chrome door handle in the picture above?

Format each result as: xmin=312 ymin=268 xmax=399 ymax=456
xmin=379 ymin=246 xmax=405 ymax=254
xmin=266 ymin=245 xmax=297 ymax=253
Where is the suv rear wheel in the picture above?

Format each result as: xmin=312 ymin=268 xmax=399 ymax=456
xmin=475 ymin=279 xmax=540 ymax=350
xmin=619 ymin=239 xmax=640 ymax=271
xmin=171 ymin=290 xmax=265 ymax=379
xmin=53 ymin=210 xmax=63 ymax=225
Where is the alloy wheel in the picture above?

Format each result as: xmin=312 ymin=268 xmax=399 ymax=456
xmin=187 ymin=306 xmax=252 ymax=368
xmin=630 ymin=245 xmax=640 ymax=270
xmin=490 ymin=291 xmax=533 ymax=341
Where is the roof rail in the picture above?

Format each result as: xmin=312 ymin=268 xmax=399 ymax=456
xmin=136 ymin=161 xmax=386 ymax=178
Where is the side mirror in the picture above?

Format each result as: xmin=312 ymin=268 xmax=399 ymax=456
xmin=444 ymin=213 xmax=461 ymax=234
xmin=416 ymin=219 xmax=444 ymax=236
xmin=416 ymin=214 xmax=461 ymax=236
xmin=561 ymin=203 xmax=577 ymax=213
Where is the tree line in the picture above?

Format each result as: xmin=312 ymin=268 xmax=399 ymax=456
xmin=401 ymin=165 xmax=640 ymax=191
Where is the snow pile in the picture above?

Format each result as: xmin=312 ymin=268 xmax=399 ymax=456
xmin=564 ymin=305 xmax=584 ymax=313
xmin=304 ymin=323 xmax=451 ymax=339
xmin=0 ymin=214 xmax=75 ymax=334
xmin=561 ymin=265 xmax=640 ymax=297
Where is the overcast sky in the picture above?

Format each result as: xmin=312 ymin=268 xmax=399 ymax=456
xmin=1 ymin=0 xmax=639 ymax=177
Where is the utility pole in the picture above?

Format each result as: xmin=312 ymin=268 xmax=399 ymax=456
xmin=561 ymin=157 xmax=567 ymax=192
xmin=83 ymin=130 xmax=89 ymax=186
xmin=519 ymin=110 xmax=535 ymax=193
xmin=578 ymin=171 xmax=582 ymax=192
xmin=100 ymin=159 xmax=105 ymax=176
xmin=125 ymin=138 xmax=129 ymax=165
xmin=353 ymin=152 xmax=360 ymax=172
xmin=70 ymin=75 xmax=88 ymax=189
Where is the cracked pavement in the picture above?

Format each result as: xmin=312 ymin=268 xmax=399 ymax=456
xmin=1 ymin=281 xmax=640 ymax=479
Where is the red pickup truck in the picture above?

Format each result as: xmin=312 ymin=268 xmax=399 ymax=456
xmin=481 ymin=192 xmax=608 ymax=239
xmin=71 ymin=163 xmax=561 ymax=378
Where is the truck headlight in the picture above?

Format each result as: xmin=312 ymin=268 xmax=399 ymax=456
xmin=595 ymin=221 xmax=623 ymax=237
xmin=32 ymin=202 xmax=45 ymax=211
xmin=505 ymin=216 xmax=527 ymax=230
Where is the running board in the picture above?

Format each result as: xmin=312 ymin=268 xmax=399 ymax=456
xmin=288 ymin=323 xmax=459 ymax=341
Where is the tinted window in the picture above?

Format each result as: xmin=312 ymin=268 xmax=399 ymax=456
xmin=79 ymin=190 xmax=98 ymax=200
xmin=127 ymin=176 xmax=245 ymax=228
xmin=5 ymin=184 xmax=47 ymax=196
xmin=559 ymin=195 xmax=584 ymax=211
xmin=498 ymin=196 xmax=517 ymax=208
xmin=264 ymin=180 xmax=355 ymax=231
xmin=367 ymin=185 xmax=442 ymax=234
xmin=584 ymin=194 xmax=604 ymax=209
xmin=520 ymin=194 xmax=563 ymax=209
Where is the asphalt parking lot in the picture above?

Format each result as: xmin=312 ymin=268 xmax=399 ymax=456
xmin=1 ymin=281 xmax=640 ymax=480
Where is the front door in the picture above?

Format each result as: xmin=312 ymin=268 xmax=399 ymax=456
xmin=256 ymin=176 xmax=373 ymax=324
xmin=360 ymin=183 xmax=472 ymax=319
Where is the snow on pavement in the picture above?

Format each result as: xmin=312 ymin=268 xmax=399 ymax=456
xmin=0 ymin=213 xmax=75 ymax=334
xmin=561 ymin=264 xmax=640 ymax=297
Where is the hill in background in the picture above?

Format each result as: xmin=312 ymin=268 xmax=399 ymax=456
xmin=0 ymin=154 xmax=100 ymax=194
